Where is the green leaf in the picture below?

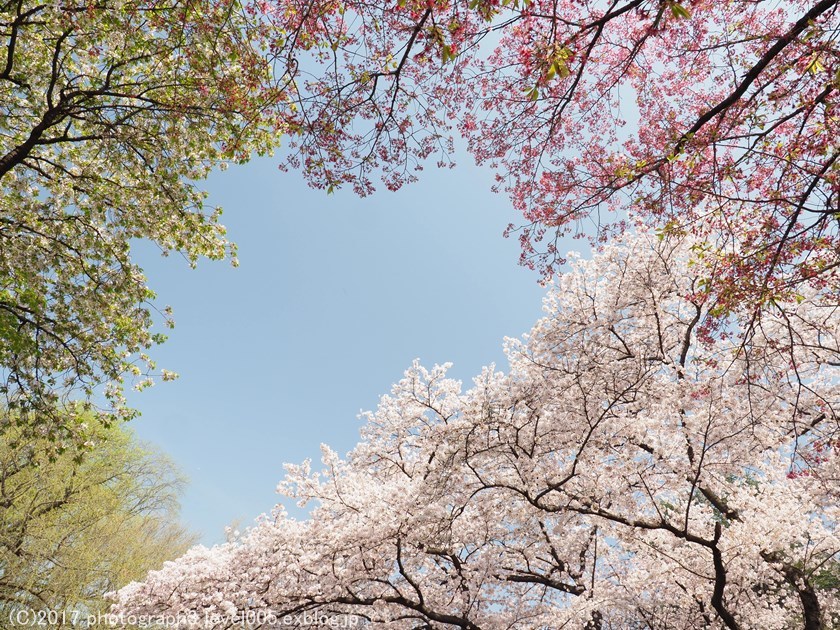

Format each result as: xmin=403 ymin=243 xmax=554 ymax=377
xmin=670 ymin=2 xmax=691 ymax=19
xmin=806 ymin=55 xmax=825 ymax=75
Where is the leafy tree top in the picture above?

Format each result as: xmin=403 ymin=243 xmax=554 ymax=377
xmin=0 ymin=0 xmax=286 ymax=441
xmin=0 ymin=410 xmax=196 ymax=617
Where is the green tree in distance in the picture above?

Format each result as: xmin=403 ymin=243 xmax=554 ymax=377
xmin=0 ymin=411 xmax=197 ymax=625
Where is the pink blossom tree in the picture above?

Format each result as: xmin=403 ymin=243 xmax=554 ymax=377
xmin=260 ymin=0 xmax=840 ymax=310
xmin=113 ymin=231 xmax=840 ymax=629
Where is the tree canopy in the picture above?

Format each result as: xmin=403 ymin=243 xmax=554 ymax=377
xmin=3 ymin=0 xmax=837 ymax=443
xmin=0 ymin=0 xmax=285 ymax=442
xmin=0 ymin=413 xmax=196 ymax=624
xmin=3 ymin=2 xmax=839 ymax=624
xmin=264 ymin=0 xmax=839 ymax=307
xmin=113 ymin=231 xmax=839 ymax=629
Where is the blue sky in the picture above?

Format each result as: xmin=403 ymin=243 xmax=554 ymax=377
xmin=127 ymin=152 xmax=569 ymax=545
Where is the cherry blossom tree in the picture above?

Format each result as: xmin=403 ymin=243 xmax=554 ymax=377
xmin=113 ymin=231 xmax=840 ymax=629
xmin=264 ymin=0 xmax=839 ymax=307
xmin=0 ymin=0 xmax=287 ymax=444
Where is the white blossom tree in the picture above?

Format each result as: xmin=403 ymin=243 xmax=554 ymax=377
xmin=0 ymin=0 xmax=284 ymax=446
xmin=113 ymin=231 xmax=840 ymax=629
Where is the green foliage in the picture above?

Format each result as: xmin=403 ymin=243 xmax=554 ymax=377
xmin=0 ymin=410 xmax=197 ymax=621
xmin=669 ymin=2 xmax=691 ymax=19
xmin=0 ymin=0 xmax=284 ymax=443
